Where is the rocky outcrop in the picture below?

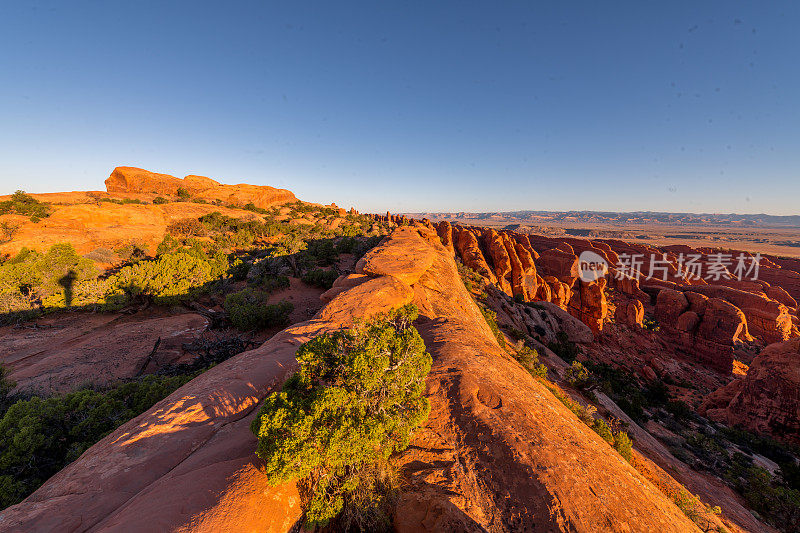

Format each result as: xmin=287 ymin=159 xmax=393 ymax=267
xmin=654 ymin=289 xmax=748 ymax=372
xmin=701 ymin=337 xmax=800 ymax=444
xmin=536 ymin=248 xmax=580 ymax=286
xmin=105 ymin=166 xmax=296 ymax=209
xmin=544 ymin=275 xmax=571 ymax=310
xmin=482 ymin=229 xmax=514 ymax=295
xmin=568 ymin=278 xmax=608 ymax=335
xmin=683 ymin=285 xmax=793 ymax=343
xmin=453 ymin=227 xmax=496 ymax=283
xmin=654 ymin=289 xmax=688 ymax=324
xmin=0 ymin=226 xmax=700 ymax=532
xmin=435 ymin=220 xmax=454 ymax=254
xmin=615 ymin=299 xmax=644 ymax=329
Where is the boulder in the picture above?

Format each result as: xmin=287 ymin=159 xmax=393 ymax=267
xmin=684 ymin=291 xmax=709 ymax=316
xmin=697 ymin=298 xmax=750 ymax=345
xmin=675 ymin=311 xmax=700 ymax=333
xmin=654 ymin=289 xmax=688 ymax=325
xmin=615 ymin=300 xmax=645 ymax=329
xmin=537 ymin=248 xmax=580 ymax=286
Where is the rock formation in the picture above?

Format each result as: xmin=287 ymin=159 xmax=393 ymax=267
xmin=701 ymin=337 xmax=800 ymax=444
xmin=105 ymin=166 xmax=296 ymax=209
xmin=615 ymin=299 xmax=644 ymax=329
xmin=0 ymin=226 xmax=700 ymax=532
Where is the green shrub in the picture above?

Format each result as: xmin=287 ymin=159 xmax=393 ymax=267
xmin=152 ymin=196 xmax=168 ymax=205
xmin=514 ymin=345 xmax=548 ymax=379
xmin=166 ymin=218 xmax=206 ymax=237
xmin=564 ymin=361 xmax=590 ymax=388
xmin=592 ymin=418 xmax=614 ymax=444
xmin=666 ymin=400 xmax=692 ymax=421
xmin=228 ymin=259 xmax=251 ymax=281
xmin=261 ymin=274 xmax=290 ymax=293
xmin=613 ymin=430 xmax=634 ymax=462
xmin=0 ymin=374 xmax=193 ymax=509
xmin=456 ymin=261 xmax=486 ymax=297
xmin=642 ymin=314 xmax=660 ymax=332
xmin=176 ymin=187 xmax=190 ymax=199
xmin=0 ymin=243 xmax=97 ymax=313
xmin=110 ymin=251 xmax=218 ymax=304
xmin=301 ymin=268 xmax=338 ymax=289
xmin=0 ymin=366 xmax=15 ymax=417
xmin=724 ymin=453 xmax=800 ymax=530
xmin=243 ymin=202 xmax=268 ymax=214
xmin=115 ymin=241 xmax=148 ymax=263
xmin=0 ymin=191 xmax=52 ymax=222
xmin=251 ymin=305 xmax=431 ymax=527
xmin=224 ymin=288 xmax=293 ymax=330
xmin=0 ymin=221 xmax=20 ymax=244
xmin=480 ymin=306 xmax=505 ymax=348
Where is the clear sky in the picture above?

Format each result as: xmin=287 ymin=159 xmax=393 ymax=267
xmin=1 ymin=1 xmax=798 ymax=214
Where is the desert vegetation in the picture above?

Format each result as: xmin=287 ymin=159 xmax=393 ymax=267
xmin=0 ymin=191 xmax=52 ymax=222
xmin=0 ymin=369 xmax=194 ymax=508
xmin=0 ymin=205 xmax=387 ymax=324
xmin=251 ymin=305 xmax=431 ymax=530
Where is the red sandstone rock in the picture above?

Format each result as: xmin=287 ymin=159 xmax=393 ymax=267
xmin=615 ymin=299 xmax=645 ymax=329
xmin=697 ymin=298 xmax=750 ymax=345
xmin=105 ymin=166 xmax=296 ymax=209
xmin=701 ymin=337 xmax=800 ymax=444
xmin=569 ymin=278 xmax=608 ymax=334
xmin=675 ymin=310 xmax=701 ymax=333
xmin=544 ymin=275 xmax=572 ymax=310
xmin=684 ymin=291 xmax=709 ymax=316
xmin=654 ymin=289 xmax=688 ymax=325
xmin=513 ymin=240 xmax=539 ymax=299
xmin=482 ymin=229 xmax=514 ymax=295
xmin=1 ymin=313 xmax=208 ymax=395
xmin=453 ymin=227 xmax=497 ymax=284
xmin=685 ymin=285 xmax=793 ymax=343
xmin=537 ymin=248 xmax=580 ymax=286
xmin=0 ymin=225 xmax=701 ymax=532
xmin=435 ymin=220 xmax=454 ymax=253
xmin=536 ymin=275 xmax=552 ymax=302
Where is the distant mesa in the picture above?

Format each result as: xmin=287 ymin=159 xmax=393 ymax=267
xmin=105 ymin=166 xmax=296 ymax=209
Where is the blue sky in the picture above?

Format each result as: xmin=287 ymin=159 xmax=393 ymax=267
xmin=1 ymin=1 xmax=798 ymax=214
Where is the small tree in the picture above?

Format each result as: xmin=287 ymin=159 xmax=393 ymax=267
xmin=224 ymin=288 xmax=293 ymax=330
xmin=564 ymin=360 xmax=590 ymax=388
xmin=251 ymin=305 xmax=431 ymax=528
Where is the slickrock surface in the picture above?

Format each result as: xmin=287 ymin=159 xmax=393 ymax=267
xmin=0 ymin=226 xmax=699 ymax=532
xmin=0 ymin=201 xmax=263 ymax=257
xmin=0 ymin=312 xmax=208 ymax=394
